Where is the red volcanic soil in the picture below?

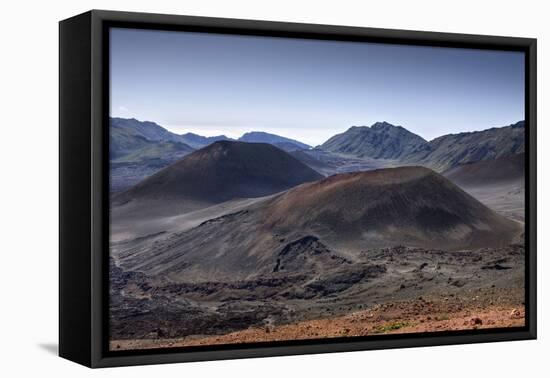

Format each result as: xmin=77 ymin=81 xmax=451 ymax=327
xmin=110 ymin=288 xmax=525 ymax=350
xmin=262 ymin=166 xmax=521 ymax=250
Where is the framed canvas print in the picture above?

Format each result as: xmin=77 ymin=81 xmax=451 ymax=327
xmin=59 ymin=10 xmax=537 ymax=368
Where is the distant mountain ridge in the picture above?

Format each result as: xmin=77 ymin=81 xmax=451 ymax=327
xmin=319 ymin=120 xmax=525 ymax=172
xmin=321 ymin=121 xmax=430 ymax=160
xmin=110 ymin=118 xmax=198 ymax=192
xmin=110 ymin=117 xmax=525 ymax=193
xmin=404 ymin=121 xmax=525 ymax=171
xmin=110 ymin=118 xmax=194 ymax=158
xmin=180 ymin=133 xmax=232 ymax=149
xmin=111 ymin=117 xmax=188 ymax=144
xmin=109 ymin=118 xmax=319 ymax=192
xmin=110 ymin=117 xmax=312 ymax=151
xmin=239 ymin=131 xmax=311 ymax=151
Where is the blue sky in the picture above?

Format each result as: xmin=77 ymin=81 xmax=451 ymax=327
xmin=110 ymin=28 xmax=525 ymax=146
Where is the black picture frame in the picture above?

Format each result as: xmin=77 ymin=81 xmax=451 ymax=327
xmin=59 ymin=9 xmax=537 ymax=368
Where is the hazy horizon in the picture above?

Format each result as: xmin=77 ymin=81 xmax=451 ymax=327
xmin=111 ymin=115 xmax=524 ymax=147
xmin=110 ymin=28 xmax=525 ymax=146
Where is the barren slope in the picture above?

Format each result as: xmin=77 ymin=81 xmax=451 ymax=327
xmin=443 ymin=153 xmax=525 ymax=221
xmin=112 ymin=141 xmax=323 ymax=214
xmin=112 ymin=167 xmax=521 ymax=283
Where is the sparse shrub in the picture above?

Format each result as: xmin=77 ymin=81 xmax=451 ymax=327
xmin=373 ymin=321 xmax=410 ymax=333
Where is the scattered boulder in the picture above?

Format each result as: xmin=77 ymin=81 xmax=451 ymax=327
xmin=510 ymin=309 xmax=522 ymax=319
xmin=470 ymin=317 xmax=483 ymax=326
